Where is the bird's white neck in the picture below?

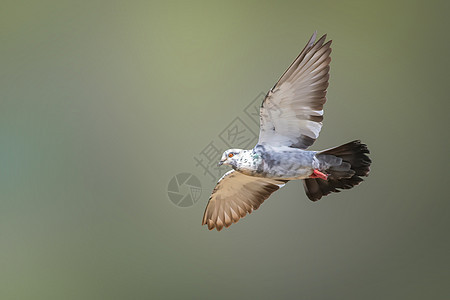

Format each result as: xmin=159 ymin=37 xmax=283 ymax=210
xmin=233 ymin=150 xmax=263 ymax=175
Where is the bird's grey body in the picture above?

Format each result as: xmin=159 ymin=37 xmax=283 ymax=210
xmin=202 ymin=32 xmax=372 ymax=231
xmin=225 ymin=145 xmax=317 ymax=180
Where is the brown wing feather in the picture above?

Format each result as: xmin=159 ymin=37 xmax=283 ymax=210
xmin=202 ymin=170 xmax=287 ymax=231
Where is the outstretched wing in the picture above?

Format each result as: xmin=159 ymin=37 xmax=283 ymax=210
xmin=258 ymin=32 xmax=332 ymax=149
xmin=202 ymin=170 xmax=287 ymax=231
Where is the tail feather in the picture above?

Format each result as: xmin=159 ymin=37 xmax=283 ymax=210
xmin=319 ymin=140 xmax=371 ymax=176
xmin=303 ymin=140 xmax=371 ymax=201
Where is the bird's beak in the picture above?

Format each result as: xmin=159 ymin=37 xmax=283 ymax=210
xmin=218 ymin=158 xmax=226 ymax=166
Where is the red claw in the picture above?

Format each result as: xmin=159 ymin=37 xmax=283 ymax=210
xmin=309 ymin=169 xmax=328 ymax=180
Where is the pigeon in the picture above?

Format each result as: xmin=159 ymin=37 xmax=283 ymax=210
xmin=202 ymin=32 xmax=371 ymax=231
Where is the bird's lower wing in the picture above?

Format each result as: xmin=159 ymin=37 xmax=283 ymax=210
xmin=202 ymin=170 xmax=288 ymax=231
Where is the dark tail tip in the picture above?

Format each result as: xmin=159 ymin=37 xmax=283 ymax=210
xmin=303 ymin=140 xmax=371 ymax=201
xmin=320 ymin=140 xmax=371 ymax=177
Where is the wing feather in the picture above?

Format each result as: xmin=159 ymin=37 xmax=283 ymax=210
xmin=202 ymin=170 xmax=287 ymax=231
xmin=258 ymin=33 xmax=332 ymax=149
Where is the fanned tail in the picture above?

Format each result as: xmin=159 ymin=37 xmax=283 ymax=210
xmin=303 ymin=140 xmax=371 ymax=201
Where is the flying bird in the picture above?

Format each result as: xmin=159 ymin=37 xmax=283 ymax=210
xmin=202 ymin=32 xmax=371 ymax=231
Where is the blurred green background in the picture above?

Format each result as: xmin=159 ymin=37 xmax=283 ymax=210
xmin=1 ymin=0 xmax=449 ymax=299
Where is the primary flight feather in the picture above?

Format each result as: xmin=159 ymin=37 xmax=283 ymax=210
xmin=202 ymin=32 xmax=371 ymax=231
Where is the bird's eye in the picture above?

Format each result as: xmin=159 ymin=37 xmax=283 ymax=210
xmin=228 ymin=153 xmax=234 ymax=158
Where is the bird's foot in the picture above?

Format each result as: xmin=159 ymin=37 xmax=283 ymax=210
xmin=309 ymin=169 xmax=328 ymax=180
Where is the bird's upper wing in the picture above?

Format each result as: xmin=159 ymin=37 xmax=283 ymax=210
xmin=202 ymin=170 xmax=287 ymax=231
xmin=258 ymin=32 xmax=332 ymax=149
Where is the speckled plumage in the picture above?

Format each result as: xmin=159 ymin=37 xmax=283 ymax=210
xmin=224 ymin=145 xmax=317 ymax=179
xmin=202 ymin=33 xmax=371 ymax=231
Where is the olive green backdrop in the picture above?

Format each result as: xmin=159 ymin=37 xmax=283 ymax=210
xmin=1 ymin=1 xmax=449 ymax=299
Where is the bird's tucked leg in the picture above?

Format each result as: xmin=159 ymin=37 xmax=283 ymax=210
xmin=309 ymin=169 xmax=328 ymax=180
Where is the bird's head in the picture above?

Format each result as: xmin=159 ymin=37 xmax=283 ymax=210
xmin=218 ymin=149 xmax=244 ymax=167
